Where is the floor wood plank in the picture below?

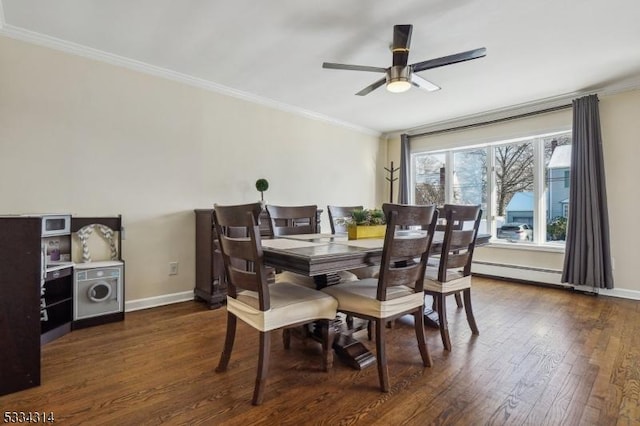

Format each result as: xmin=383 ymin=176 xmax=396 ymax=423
xmin=1 ymin=277 xmax=639 ymax=425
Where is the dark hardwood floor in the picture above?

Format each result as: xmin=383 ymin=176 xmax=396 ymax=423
xmin=2 ymin=277 xmax=639 ymax=425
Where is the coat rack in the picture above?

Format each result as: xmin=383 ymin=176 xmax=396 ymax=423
xmin=385 ymin=161 xmax=400 ymax=203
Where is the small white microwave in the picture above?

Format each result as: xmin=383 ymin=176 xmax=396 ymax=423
xmin=25 ymin=214 xmax=72 ymax=236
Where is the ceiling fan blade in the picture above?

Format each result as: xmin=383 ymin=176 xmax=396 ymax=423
xmin=323 ymin=62 xmax=387 ymax=73
xmin=356 ymin=77 xmax=387 ymax=96
xmin=411 ymin=47 xmax=487 ymax=73
xmin=392 ymin=24 xmax=412 ymax=67
xmin=410 ymin=73 xmax=440 ymax=92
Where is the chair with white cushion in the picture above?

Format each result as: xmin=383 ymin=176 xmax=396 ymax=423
xmin=213 ymin=202 xmax=338 ymax=405
xmin=322 ymin=203 xmax=438 ymax=392
xmin=265 ymin=204 xmax=326 ymax=289
xmin=423 ymin=204 xmax=482 ymax=351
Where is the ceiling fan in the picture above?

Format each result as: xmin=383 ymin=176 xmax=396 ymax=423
xmin=322 ymin=24 xmax=487 ymax=96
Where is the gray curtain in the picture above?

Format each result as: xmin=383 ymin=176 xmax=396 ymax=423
xmin=398 ymin=134 xmax=410 ymax=204
xmin=561 ymin=94 xmax=614 ymax=289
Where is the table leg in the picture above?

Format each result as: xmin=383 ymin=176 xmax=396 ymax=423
xmin=313 ymin=274 xmax=377 ymax=370
xmin=332 ymin=332 xmax=377 ymax=370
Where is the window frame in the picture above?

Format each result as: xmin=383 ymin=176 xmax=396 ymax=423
xmin=410 ymin=129 xmax=571 ymax=248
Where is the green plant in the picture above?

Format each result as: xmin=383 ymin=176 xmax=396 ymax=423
xmin=547 ymin=216 xmax=567 ymax=241
xmin=337 ymin=208 xmax=386 ymax=226
xmin=255 ymin=178 xmax=269 ymax=201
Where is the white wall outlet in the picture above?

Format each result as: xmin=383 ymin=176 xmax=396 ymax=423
xmin=169 ymin=261 xmax=178 ymax=275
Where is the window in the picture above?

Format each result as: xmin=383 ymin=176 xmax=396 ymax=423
xmin=411 ymin=130 xmax=572 ymax=245
xmin=413 ymin=152 xmax=445 ymax=206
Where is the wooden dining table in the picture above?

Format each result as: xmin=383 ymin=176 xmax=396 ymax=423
xmin=261 ymin=231 xmax=490 ymax=369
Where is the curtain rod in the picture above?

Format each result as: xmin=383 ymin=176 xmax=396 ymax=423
xmin=409 ymin=103 xmax=572 ymax=139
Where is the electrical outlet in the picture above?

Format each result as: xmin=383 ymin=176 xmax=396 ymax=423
xmin=169 ymin=261 xmax=178 ymax=275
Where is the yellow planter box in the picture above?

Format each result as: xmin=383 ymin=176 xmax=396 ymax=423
xmin=348 ymin=224 xmax=386 ymax=240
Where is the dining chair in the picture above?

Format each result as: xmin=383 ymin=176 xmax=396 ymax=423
xmin=327 ymin=204 xmax=379 ymax=334
xmin=322 ymin=203 xmax=438 ymax=392
xmin=265 ymin=204 xmax=318 ymax=236
xmin=264 ymin=204 xmax=319 ymax=289
xmin=431 ymin=205 xmax=466 ymax=309
xmin=213 ymin=202 xmax=338 ymax=405
xmin=421 ymin=204 xmax=482 ymax=351
xmin=327 ymin=205 xmax=363 ymax=234
xmin=327 ymin=204 xmax=379 ymax=279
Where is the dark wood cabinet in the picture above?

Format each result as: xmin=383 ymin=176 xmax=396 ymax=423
xmin=193 ymin=208 xmax=322 ymax=309
xmin=194 ymin=209 xmax=227 ymax=309
xmin=0 ymin=218 xmax=43 ymax=396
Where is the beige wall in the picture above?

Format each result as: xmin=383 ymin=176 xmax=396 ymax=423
xmin=385 ymin=89 xmax=640 ymax=297
xmin=0 ymin=36 xmax=385 ymax=304
xmin=598 ymin=89 xmax=640 ymax=295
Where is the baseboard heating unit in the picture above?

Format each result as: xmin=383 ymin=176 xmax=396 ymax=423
xmin=471 ymin=261 xmax=568 ymax=287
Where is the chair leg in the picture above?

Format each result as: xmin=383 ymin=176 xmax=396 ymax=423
xmin=283 ymin=328 xmax=291 ymax=349
xmin=463 ymin=288 xmax=479 ymax=335
xmin=436 ymin=294 xmax=452 ymax=351
xmin=367 ymin=320 xmax=373 ymax=341
xmin=346 ymin=314 xmax=354 ymax=329
xmin=413 ymin=310 xmax=432 ymax=367
xmin=216 ymin=312 xmax=237 ymax=373
xmin=319 ymin=320 xmax=335 ymax=371
xmin=375 ymin=318 xmax=389 ymax=392
xmin=454 ymin=292 xmax=463 ymax=308
xmin=252 ymin=330 xmax=271 ymax=406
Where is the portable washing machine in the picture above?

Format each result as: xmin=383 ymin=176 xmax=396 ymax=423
xmin=74 ymin=260 xmax=123 ymax=320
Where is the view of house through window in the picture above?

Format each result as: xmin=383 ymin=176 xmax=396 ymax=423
xmin=412 ymin=131 xmax=572 ymax=245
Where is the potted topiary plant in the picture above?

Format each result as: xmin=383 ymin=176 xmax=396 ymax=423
xmin=255 ymin=178 xmax=269 ymax=201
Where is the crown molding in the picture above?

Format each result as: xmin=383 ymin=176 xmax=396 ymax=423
xmin=0 ymin=22 xmax=380 ymax=137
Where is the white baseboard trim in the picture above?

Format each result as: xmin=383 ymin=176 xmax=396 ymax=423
xmin=598 ymin=287 xmax=640 ymax=301
xmin=472 ymin=261 xmax=640 ymax=301
xmin=121 ymin=265 xmax=640 ymax=312
xmin=125 ymin=290 xmax=195 ymax=312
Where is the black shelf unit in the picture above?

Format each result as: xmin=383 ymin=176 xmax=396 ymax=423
xmin=40 ymin=266 xmax=73 ymax=340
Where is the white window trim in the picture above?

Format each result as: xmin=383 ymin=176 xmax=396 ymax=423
xmin=411 ymin=129 xmax=571 ymax=250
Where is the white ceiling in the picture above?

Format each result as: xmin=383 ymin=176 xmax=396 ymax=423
xmin=2 ymin=0 xmax=640 ymax=135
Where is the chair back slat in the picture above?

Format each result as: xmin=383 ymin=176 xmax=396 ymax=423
xmin=376 ymin=204 xmax=438 ymax=300
xmin=389 ymin=235 xmax=430 ymax=258
xmin=227 ymin=267 xmax=262 ymax=293
xmin=449 ymin=229 xmax=475 ymax=249
xmin=266 ymin=205 xmax=318 ymax=237
xmin=213 ymin=202 xmax=271 ymax=310
xmin=446 ymin=253 xmax=470 ymax=270
xmin=436 ymin=204 xmax=482 ymax=282
xmin=327 ymin=205 xmax=363 ymax=234
xmin=383 ymin=263 xmax=425 ymax=288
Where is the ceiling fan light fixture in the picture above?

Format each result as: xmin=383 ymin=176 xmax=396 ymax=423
xmin=386 ymin=79 xmax=411 ymax=93
xmin=386 ymin=65 xmax=412 ymax=93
